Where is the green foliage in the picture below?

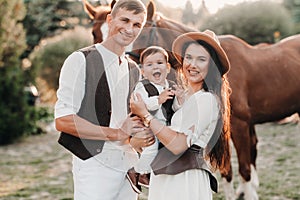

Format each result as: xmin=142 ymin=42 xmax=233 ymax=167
xmin=30 ymin=32 xmax=90 ymax=91
xmin=36 ymin=106 xmax=54 ymax=123
xmin=0 ymin=0 xmax=49 ymax=144
xmin=0 ymin=0 xmax=39 ymax=144
xmin=181 ymin=0 xmax=209 ymax=27
xmin=22 ymin=0 xmax=87 ymax=58
xmin=182 ymin=1 xmax=196 ymax=25
xmin=26 ymin=106 xmax=54 ymax=135
xmin=0 ymin=0 xmax=26 ymax=67
xmin=283 ymin=0 xmax=300 ymax=33
xmin=0 ymin=67 xmax=28 ymax=144
xmin=201 ymin=1 xmax=293 ymax=44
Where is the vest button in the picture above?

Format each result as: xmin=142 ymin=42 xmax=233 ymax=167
xmin=96 ymin=148 xmax=101 ymax=153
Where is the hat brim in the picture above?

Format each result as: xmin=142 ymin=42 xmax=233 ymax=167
xmin=172 ymin=32 xmax=230 ymax=75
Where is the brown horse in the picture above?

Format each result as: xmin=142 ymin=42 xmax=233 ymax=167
xmin=82 ymin=1 xmax=300 ymax=200
xmin=82 ymin=0 xmax=116 ymax=44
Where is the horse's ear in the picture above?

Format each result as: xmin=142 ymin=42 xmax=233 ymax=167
xmin=147 ymin=0 xmax=155 ymax=21
xmin=82 ymin=0 xmax=97 ymax=20
xmin=111 ymin=0 xmax=117 ymax=10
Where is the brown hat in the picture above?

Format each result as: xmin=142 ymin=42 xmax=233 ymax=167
xmin=172 ymin=30 xmax=230 ymax=75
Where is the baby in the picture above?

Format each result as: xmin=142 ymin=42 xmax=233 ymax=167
xmin=127 ymin=46 xmax=184 ymax=193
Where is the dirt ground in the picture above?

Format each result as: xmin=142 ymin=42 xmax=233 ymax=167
xmin=0 ymin=122 xmax=299 ymax=200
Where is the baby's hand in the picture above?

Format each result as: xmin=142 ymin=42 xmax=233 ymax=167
xmin=158 ymin=88 xmax=174 ymax=104
xmin=172 ymin=85 xmax=185 ymax=105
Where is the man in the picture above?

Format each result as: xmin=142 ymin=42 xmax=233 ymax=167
xmin=55 ymin=0 xmax=154 ymax=199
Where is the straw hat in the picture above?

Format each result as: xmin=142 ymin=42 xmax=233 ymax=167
xmin=172 ymin=30 xmax=230 ymax=75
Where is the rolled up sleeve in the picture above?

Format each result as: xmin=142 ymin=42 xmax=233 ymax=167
xmin=55 ymin=52 xmax=86 ymax=119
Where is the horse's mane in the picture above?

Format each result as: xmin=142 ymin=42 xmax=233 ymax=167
xmin=155 ymin=13 xmax=197 ymax=33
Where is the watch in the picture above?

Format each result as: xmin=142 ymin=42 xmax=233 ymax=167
xmin=142 ymin=113 xmax=154 ymax=127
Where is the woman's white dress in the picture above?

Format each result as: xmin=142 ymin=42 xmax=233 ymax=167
xmin=148 ymin=90 xmax=219 ymax=200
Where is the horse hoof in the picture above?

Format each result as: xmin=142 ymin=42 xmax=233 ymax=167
xmin=222 ymin=178 xmax=235 ymax=200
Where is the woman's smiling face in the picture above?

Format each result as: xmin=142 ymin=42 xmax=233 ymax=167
xmin=182 ymin=43 xmax=210 ymax=86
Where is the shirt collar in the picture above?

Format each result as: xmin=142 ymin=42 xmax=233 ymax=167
xmin=95 ymin=44 xmax=126 ymax=67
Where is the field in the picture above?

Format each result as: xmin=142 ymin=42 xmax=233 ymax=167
xmin=0 ymin=122 xmax=299 ymax=200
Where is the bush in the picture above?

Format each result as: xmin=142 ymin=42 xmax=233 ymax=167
xmin=26 ymin=106 xmax=54 ymax=136
xmin=0 ymin=67 xmax=27 ymax=144
xmin=201 ymin=1 xmax=293 ymax=44
xmin=0 ymin=0 xmax=40 ymax=144
xmin=30 ymin=28 xmax=91 ymax=93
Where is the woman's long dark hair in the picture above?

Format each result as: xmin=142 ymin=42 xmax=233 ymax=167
xmin=179 ymin=40 xmax=231 ymax=173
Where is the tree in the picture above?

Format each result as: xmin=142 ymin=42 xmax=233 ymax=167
xmin=22 ymin=0 xmax=87 ymax=58
xmin=283 ymin=0 xmax=300 ymax=33
xmin=182 ymin=0 xmax=197 ymax=26
xmin=0 ymin=0 xmax=38 ymax=144
xmin=201 ymin=1 xmax=293 ymax=44
xmin=30 ymin=29 xmax=90 ymax=101
xmin=195 ymin=0 xmax=210 ymax=28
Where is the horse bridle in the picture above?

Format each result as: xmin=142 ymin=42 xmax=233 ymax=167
xmin=146 ymin=20 xmax=158 ymax=47
xmin=126 ymin=20 xmax=158 ymax=61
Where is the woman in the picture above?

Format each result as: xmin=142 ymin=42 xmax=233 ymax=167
xmin=130 ymin=30 xmax=231 ymax=199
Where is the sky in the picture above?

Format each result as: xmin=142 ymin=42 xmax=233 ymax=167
xmin=93 ymin=0 xmax=282 ymax=14
xmin=156 ymin=0 xmax=281 ymax=14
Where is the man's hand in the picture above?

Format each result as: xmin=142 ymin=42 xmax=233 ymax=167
xmin=129 ymin=127 xmax=155 ymax=153
xmin=114 ymin=114 xmax=144 ymax=141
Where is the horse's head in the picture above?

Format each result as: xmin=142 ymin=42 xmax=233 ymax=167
xmin=130 ymin=1 xmax=196 ymax=69
xmin=82 ymin=0 xmax=116 ymax=44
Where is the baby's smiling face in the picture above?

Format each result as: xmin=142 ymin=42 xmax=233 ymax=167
xmin=141 ymin=52 xmax=170 ymax=86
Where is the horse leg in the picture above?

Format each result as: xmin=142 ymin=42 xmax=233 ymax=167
xmin=236 ymin=125 xmax=260 ymax=198
xmin=231 ymin=118 xmax=258 ymax=200
xmin=250 ymin=125 xmax=259 ymax=190
xmin=220 ymin=151 xmax=234 ymax=200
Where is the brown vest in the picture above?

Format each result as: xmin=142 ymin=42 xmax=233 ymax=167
xmin=151 ymin=145 xmax=218 ymax=193
xmin=58 ymin=45 xmax=140 ymax=160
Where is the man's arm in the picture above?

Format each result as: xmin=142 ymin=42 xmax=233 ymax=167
xmin=56 ymin=114 xmax=143 ymax=141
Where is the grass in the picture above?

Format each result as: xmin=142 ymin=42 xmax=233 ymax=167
xmin=0 ymin=123 xmax=299 ymax=200
xmin=0 ymin=130 xmax=73 ymax=200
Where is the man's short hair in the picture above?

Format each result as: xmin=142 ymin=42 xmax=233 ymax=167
xmin=111 ymin=0 xmax=146 ymax=17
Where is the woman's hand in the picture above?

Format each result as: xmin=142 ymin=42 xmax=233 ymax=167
xmin=130 ymin=93 xmax=149 ymax=118
xmin=172 ymin=85 xmax=185 ymax=105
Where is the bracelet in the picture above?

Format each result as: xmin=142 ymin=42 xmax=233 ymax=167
xmin=142 ymin=113 xmax=154 ymax=127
